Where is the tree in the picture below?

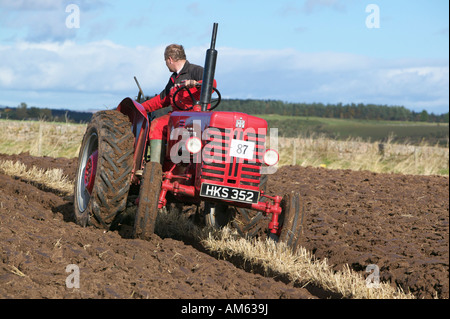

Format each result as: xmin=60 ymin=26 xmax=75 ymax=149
xmin=16 ymin=102 xmax=28 ymax=119
xmin=419 ymin=110 xmax=429 ymax=122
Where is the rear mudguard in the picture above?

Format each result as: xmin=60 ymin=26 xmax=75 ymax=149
xmin=116 ymin=97 xmax=149 ymax=179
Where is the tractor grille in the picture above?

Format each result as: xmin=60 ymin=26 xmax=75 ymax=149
xmin=201 ymin=127 xmax=265 ymax=190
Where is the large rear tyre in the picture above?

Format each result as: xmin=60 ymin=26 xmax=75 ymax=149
xmin=133 ymin=162 xmax=162 ymax=240
xmin=271 ymin=191 xmax=306 ymax=252
xmin=73 ymin=110 xmax=134 ymax=229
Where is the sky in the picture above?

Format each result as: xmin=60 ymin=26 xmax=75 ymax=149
xmin=0 ymin=0 xmax=448 ymax=114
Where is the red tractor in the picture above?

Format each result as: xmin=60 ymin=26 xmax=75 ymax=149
xmin=73 ymin=23 xmax=305 ymax=251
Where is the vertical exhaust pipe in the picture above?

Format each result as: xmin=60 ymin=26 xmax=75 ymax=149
xmin=199 ymin=23 xmax=218 ymax=111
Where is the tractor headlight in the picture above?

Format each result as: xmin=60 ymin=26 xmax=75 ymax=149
xmin=263 ymin=149 xmax=279 ymax=166
xmin=186 ymin=136 xmax=202 ymax=154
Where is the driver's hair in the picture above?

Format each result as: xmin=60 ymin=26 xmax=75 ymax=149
xmin=164 ymin=44 xmax=186 ymax=61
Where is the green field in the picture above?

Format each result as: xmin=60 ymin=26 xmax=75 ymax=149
xmin=258 ymin=115 xmax=449 ymax=146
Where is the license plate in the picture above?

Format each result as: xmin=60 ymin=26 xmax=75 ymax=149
xmin=200 ymin=183 xmax=259 ymax=204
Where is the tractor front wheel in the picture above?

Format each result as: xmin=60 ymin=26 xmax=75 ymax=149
xmin=271 ymin=191 xmax=306 ymax=252
xmin=204 ymin=202 xmax=233 ymax=228
xmin=132 ymin=162 xmax=162 ymax=240
xmin=204 ymin=175 xmax=269 ymax=237
xmin=232 ymin=175 xmax=269 ymax=239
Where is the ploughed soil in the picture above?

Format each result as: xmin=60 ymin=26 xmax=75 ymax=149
xmin=0 ymin=153 xmax=448 ymax=299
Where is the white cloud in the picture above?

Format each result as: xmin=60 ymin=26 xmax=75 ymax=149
xmin=215 ymin=47 xmax=448 ymax=113
xmin=0 ymin=0 xmax=107 ymax=42
xmin=0 ymin=40 xmax=167 ymax=91
xmin=0 ymin=40 xmax=448 ymax=114
xmin=0 ymin=67 xmax=13 ymax=85
xmin=302 ymin=0 xmax=347 ymax=13
xmin=0 ymin=0 xmax=63 ymax=10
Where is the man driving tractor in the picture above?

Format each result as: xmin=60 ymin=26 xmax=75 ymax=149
xmin=142 ymin=44 xmax=208 ymax=163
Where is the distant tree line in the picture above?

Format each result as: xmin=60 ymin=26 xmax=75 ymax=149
xmin=1 ymin=100 xmax=448 ymax=123
xmin=0 ymin=103 xmax=93 ymax=123
xmin=219 ymin=99 xmax=449 ymax=123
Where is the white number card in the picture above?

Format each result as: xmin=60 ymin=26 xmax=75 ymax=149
xmin=229 ymin=139 xmax=255 ymax=160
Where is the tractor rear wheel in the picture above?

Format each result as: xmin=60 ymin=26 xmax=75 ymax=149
xmin=132 ymin=162 xmax=162 ymax=240
xmin=73 ymin=110 xmax=134 ymax=229
xmin=272 ymin=191 xmax=306 ymax=252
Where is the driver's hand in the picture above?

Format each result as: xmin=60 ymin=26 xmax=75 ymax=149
xmin=181 ymin=79 xmax=198 ymax=88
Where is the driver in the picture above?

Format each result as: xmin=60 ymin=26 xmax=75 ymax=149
xmin=141 ymin=44 xmax=205 ymax=163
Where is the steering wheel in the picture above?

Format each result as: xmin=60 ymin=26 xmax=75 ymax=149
xmin=172 ymin=83 xmax=221 ymax=111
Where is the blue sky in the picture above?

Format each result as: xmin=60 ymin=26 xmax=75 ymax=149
xmin=0 ymin=0 xmax=448 ymax=114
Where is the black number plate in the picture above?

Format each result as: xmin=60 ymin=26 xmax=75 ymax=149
xmin=200 ymin=183 xmax=259 ymax=204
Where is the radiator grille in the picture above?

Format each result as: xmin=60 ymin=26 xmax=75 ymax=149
xmin=201 ymin=127 xmax=265 ymax=190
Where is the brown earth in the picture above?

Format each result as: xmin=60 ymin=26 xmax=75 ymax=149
xmin=0 ymin=153 xmax=448 ymax=299
xmin=267 ymin=166 xmax=449 ymax=299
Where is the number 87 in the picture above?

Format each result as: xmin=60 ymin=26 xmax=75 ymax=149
xmin=236 ymin=144 xmax=248 ymax=154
